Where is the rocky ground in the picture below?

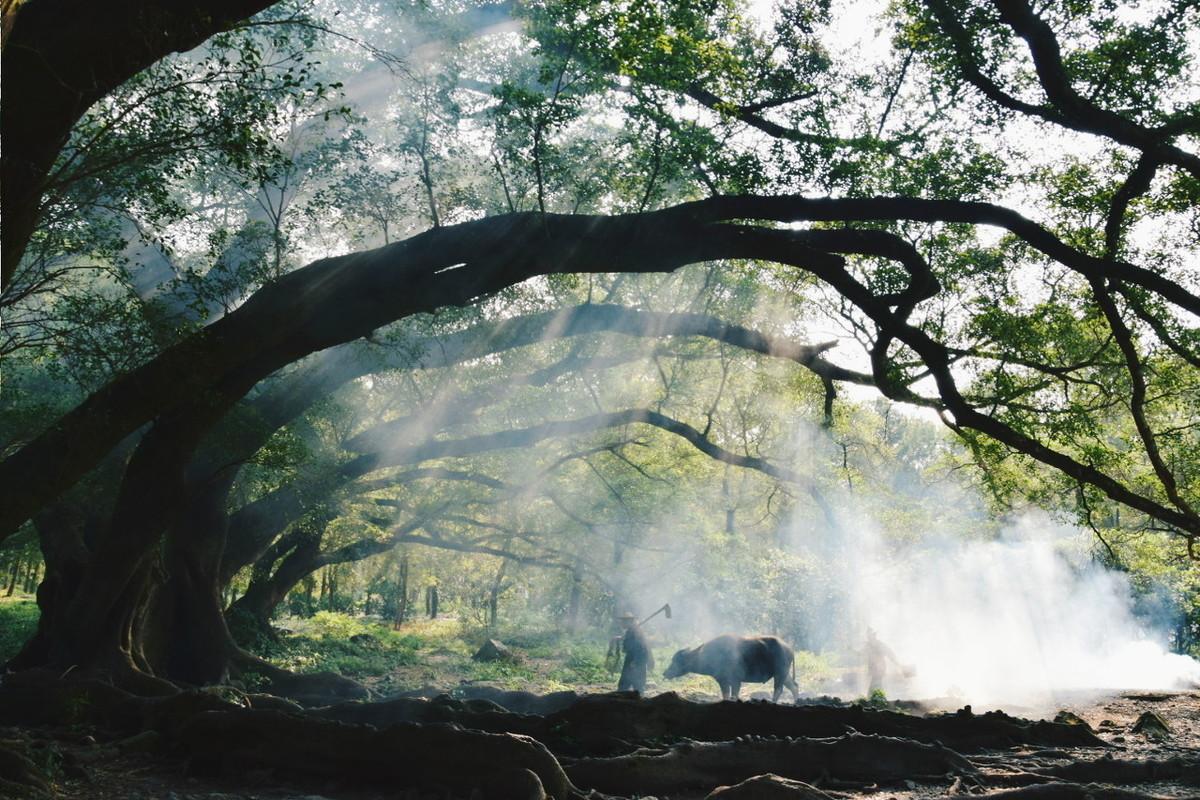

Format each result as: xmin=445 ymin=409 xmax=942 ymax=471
xmin=1 ymin=682 xmax=1197 ymax=800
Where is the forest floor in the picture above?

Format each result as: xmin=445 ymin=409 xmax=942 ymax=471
xmin=5 ymin=683 xmax=1198 ymax=799
xmin=3 ymin=604 xmax=1199 ymax=799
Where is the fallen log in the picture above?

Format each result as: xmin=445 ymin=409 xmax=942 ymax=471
xmin=564 ymin=732 xmax=974 ymax=795
xmin=178 ymin=708 xmax=580 ymax=799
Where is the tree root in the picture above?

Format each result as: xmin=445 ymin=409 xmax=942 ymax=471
xmin=177 ymin=708 xmax=581 ymax=799
xmin=0 ymin=669 xmax=137 ymax=727
xmin=0 ymin=740 xmax=53 ymax=799
xmin=1047 ymin=755 xmax=1199 ymax=786
xmin=982 ymin=755 xmax=1200 ymax=788
xmin=453 ymin=686 xmax=584 ymax=715
xmin=704 ymin=773 xmax=840 ymax=799
xmin=311 ymin=692 xmax=545 ymax=738
xmin=229 ymin=649 xmax=369 ymax=706
xmin=981 ymin=782 xmax=1177 ymax=799
xmin=541 ymin=692 xmax=1108 ymax=756
xmin=563 ymin=732 xmax=975 ymax=796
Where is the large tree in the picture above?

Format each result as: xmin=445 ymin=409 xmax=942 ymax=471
xmin=2 ymin=0 xmax=1197 ymax=688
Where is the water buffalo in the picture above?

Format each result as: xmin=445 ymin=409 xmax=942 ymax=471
xmin=663 ymin=634 xmax=799 ymax=702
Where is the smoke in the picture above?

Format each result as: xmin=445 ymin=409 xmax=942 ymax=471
xmin=793 ymin=503 xmax=1200 ymax=711
xmin=600 ymin=412 xmax=1199 ymax=714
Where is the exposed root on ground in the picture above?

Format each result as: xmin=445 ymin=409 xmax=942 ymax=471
xmin=311 ymin=692 xmax=545 ymax=737
xmin=981 ymin=783 xmax=1179 ymax=799
xmin=229 ymin=649 xmax=370 ymax=706
xmin=704 ymin=773 xmax=841 ymax=798
xmin=178 ymin=709 xmax=579 ymax=799
xmin=980 ymin=754 xmax=1200 ymax=788
xmin=2 ymin=670 xmax=1196 ymax=800
xmin=563 ymin=732 xmax=975 ymax=795
xmin=0 ymin=739 xmax=54 ymax=799
xmin=539 ymin=692 xmax=1108 ymax=755
xmin=454 ymin=685 xmax=584 ymax=715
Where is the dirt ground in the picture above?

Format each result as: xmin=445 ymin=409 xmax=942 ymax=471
xmin=4 ymin=687 xmax=1198 ymax=799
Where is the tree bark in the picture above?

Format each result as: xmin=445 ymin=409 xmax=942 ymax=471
xmin=8 ymin=197 xmax=1191 ymax=552
xmin=227 ymin=516 xmax=328 ymax=641
xmin=4 ymin=558 xmax=19 ymax=597
xmin=5 ymin=198 xmax=1198 ymax=687
xmin=393 ymin=553 xmax=409 ymax=630
xmin=426 ymin=585 xmax=439 ymax=619
xmin=566 ymin=566 xmax=583 ymax=632
xmin=489 ymin=557 xmax=508 ymax=629
xmin=140 ymin=478 xmax=237 ymax=684
xmin=2 ymin=0 xmax=279 ymax=283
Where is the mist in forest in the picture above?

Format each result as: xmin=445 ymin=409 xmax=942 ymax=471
xmin=592 ymin=414 xmax=1199 ymax=712
xmin=792 ymin=500 xmax=1200 ymax=712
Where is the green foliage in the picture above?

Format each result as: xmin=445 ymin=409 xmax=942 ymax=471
xmin=6 ymin=0 xmax=1199 ymax=689
xmin=548 ymin=643 xmax=613 ymax=685
xmin=264 ymin=612 xmax=422 ymax=678
xmin=0 ymin=598 xmax=40 ymax=664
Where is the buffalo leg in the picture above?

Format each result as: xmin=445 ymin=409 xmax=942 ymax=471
xmin=730 ymin=681 xmax=741 ymax=700
xmin=716 ymin=678 xmax=730 ymax=699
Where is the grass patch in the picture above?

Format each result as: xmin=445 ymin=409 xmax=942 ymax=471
xmin=547 ymin=642 xmax=611 ymax=685
xmin=262 ymin=612 xmax=424 ymax=678
xmin=795 ymin=649 xmax=839 ymax=686
xmin=464 ymin=659 xmax=538 ymax=687
xmin=0 ymin=596 xmax=39 ymax=663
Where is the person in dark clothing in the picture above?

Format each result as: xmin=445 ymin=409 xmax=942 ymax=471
xmin=616 ymin=611 xmax=654 ymax=694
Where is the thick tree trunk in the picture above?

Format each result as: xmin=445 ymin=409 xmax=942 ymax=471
xmin=11 ymin=469 xmax=238 ymax=688
xmin=7 ymin=500 xmax=97 ymax=671
xmin=227 ymin=519 xmax=328 ymax=642
xmin=2 ymin=0 xmax=278 ymax=284
xmin=141 ymin=479 xmax=237 ymax=684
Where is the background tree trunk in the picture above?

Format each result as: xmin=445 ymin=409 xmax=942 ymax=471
xmin=227 ymin=522 xmax=327 ymax=643
xmin=426 ymin=585 xmax=439 ymax=619
xmin=566 ymin=566 xmax=582 ymax=633
xmin=5 ymin=558 xmax=19 ymax=596
xmin=393 ymin=554 xmax=409 ymax=630
xmin=488 ymin=558 xmax=508 ymax=629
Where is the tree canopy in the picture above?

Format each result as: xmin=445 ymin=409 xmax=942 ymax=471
xmin=0 ymin=0 xmax=1197 ymax=686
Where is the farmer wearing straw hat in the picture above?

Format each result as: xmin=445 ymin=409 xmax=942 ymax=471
xmin=615 ymin=611 xmax=654 ymax=694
